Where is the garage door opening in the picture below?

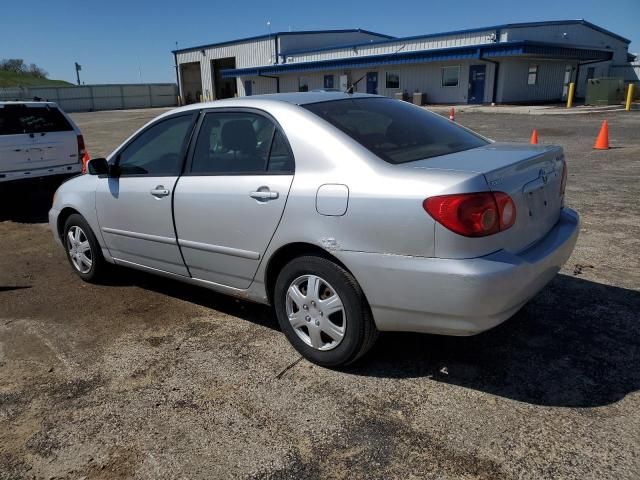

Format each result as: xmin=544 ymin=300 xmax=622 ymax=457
xmin=212 ymin=58 xmax=237 ymax=99
xmin=180 ymin=62 xmax=202 ymax=104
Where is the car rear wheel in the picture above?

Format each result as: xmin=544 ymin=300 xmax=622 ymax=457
xmin=63 ymin=213 xmax=107 ymax=283
xmin=274 ymin=255 xmax=378 ymax=367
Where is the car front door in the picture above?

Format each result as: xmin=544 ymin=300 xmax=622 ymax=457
xmin=96 ymin=112 xmax=197 ymax=275
xmin=173 ymin=110 xmax=294 ymax=289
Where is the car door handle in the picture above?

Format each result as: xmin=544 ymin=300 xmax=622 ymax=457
xmin=250 ymin=189 xmax=279 ymax=201
xmin=150 ymin=186 xmax=170 ymax=198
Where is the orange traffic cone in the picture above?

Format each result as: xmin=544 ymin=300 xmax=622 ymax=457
xmin=449 ymin=107 xmax=455 ymax=122
xmin=530 ymin=129 xmax=538 ymax=145
xmin=594 ymin=120 xmax=610 ymax=150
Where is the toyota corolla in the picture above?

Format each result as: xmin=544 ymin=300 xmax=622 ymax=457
xmin=49 ymin=92 xmax=579 ymax=366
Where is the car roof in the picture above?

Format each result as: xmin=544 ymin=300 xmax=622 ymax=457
xmin=174 ymin=92 xmax=378 ymax=113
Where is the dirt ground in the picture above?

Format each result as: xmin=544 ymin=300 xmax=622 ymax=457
xmin=1 ymin=106 xmax=639 ymax=480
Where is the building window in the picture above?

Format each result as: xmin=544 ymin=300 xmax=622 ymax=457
xmin=441 ymin=66 xmax=460 ymax=87
xmin=324 ymin=75 xmax=334 ymax=89
xmin=527 ymin=65 xmax=538 ymax=85
xmin=586 ymin=67 xmax=595 ymax=80
xmin=386 ymin=71 xmax=400 ymax=89
xmin=298 ymin=77 xmax=310 ymax=92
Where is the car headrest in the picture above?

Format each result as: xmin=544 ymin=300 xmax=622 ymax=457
xmin=221 ymin=120 xmax=257 ymax=153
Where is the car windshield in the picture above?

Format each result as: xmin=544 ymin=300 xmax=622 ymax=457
xmin=303 ymin=97 xmax=488 ymax=164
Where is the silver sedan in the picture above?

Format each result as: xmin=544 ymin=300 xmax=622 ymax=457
xmin=49 ymin=93 xmax=579 ymax=366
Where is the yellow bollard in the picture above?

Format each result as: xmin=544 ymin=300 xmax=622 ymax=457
xmin=566 ymin=82 xmax=575 ymax=108
xmin=625 ymin=83 xmax=635 ymax=111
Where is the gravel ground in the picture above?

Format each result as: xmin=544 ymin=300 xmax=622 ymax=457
xmin=1 ymin=107 xmax=639 ymax=480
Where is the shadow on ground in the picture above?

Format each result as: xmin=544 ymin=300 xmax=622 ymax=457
xmin=347 ymin=274 xmax=640 ymax=408
xmin=107 ymin=268 xmax=639 ymax=409
xmin=0 ymin=176 xmax=75 ymax=223
xmin=101 ymin=266 xmax=280 ymax=332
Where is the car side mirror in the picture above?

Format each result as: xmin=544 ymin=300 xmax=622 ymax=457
xmin=87 ymin=158 xmax=109 ymax=175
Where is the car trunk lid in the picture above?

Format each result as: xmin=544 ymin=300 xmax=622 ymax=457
xmin=405 ymin=143 xmax=566 ymax=255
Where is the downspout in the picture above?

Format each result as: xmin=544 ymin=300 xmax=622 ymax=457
xmin=575 ymin=57 xmax=608 ymax=99
xmin=258 ymin=71 xmax=280 ymax=93
xmin=479 ymin=52 xmax=500 ymax=104
xmin=478 ymin=29 xmax=501 ymax=104
xmin=274 ymin=34 xmax=279 ymax=65
xmin=173 ymin=51 xmax=182 ymax=101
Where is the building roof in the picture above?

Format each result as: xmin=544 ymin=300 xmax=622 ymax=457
xmin=280 ymin=19 xmax=631 ymax=58
xmin=221 ymin=41 xmax=614 ymax=78
xmin=172 ymin=29 xmax=394 ymax=54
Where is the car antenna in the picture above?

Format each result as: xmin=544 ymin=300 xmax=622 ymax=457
xmin=346 ymin=44 xmax=406 ymax=94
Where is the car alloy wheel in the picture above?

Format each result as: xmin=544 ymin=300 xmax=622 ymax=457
xmin=285 ymin=274 xmax=346 ymax=351
xmin=66 ymin=225 xmax=93 ymax=274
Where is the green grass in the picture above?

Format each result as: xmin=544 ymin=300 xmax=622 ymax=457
xmin=0 ymin=71 xmax=72 ymax=88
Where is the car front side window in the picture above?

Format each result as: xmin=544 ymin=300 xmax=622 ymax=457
xmin=117 ymin=114 xmax=195 ymax=176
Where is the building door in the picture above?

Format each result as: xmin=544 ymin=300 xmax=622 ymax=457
xmin=366 ymin=72 xmax=378 ymax=94
xmin=244 ymin=80 xmax=252 ymax=96
xmin=467 ymin=65 xmax=486 ymax=104
xmin=212 ymin=57 xmax=238 ymax=99
xmin=179 ymin=62 xmax=203 ymax=104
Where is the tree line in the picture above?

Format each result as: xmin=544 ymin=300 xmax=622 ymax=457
xmin=0 ymin=59 xmax=48 ymax=78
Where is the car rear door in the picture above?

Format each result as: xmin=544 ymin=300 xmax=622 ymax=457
xmin=95 ymin=112 xmax=198 ymax=275
xmin=173 ymin=109 xmax=294 ymax=289
xmin=0 ymin=105 xmax=34 ymax=175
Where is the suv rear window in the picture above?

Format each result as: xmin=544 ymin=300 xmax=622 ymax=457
xmin=303 ymin=97 xmax=488 ymax=164
xmin=0 ymin=105 xmax=73 ymax=135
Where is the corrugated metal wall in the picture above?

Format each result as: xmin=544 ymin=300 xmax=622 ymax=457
xmin=610 ymin=62 xmax=640 ymax=82
xmin=283 ymin=30 xmax=496 ymax=64
xmin=240 ymin=60 xmax=496 ymax=104
xmin=175 ymin=38 xmax=275 ymax=100
xmin=497 ymin=60 xmax=572 ymax=103
xmin=278 ymin=31 xmax=388 ymax=55
xmin=504 ymin=24 xmax=629 ymax=63
xmin=0 ymin=84 xmax=178 ymax=112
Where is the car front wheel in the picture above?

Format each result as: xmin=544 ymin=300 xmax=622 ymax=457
xmin=274 ymin=255 xmax=378 ymax=367
xmin=63 ymin=213 xmax=107 ymax=283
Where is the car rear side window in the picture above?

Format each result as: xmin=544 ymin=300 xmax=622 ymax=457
xmin=0 ymin=105 xmax=73 ymax=135
xmin=117 ymin=114 xmax=195 ymax=176
xmin=190 ymin=112 xmax=293 ymax=174
xmin=303 ymin=97 xmax=488 ymax=164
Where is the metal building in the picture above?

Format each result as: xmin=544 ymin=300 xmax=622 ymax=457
xmin=173 ymin=20 xmax=635 ymax=104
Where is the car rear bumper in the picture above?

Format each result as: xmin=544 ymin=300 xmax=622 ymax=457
xmin=0 ymin=163 xmax=81 ymax=183
xmin=337 ymin=208 xmax=579 ymax=335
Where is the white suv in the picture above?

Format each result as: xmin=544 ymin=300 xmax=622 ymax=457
xmin=0 ymin=101 xmax=87 ymax=183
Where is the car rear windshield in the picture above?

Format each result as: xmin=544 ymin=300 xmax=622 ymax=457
xmin=303 ymin=97 xmax=488 ymax=164
xmin=0 ymin=105 xmax=73 ymax=135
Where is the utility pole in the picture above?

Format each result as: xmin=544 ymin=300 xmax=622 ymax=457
xmin=74 ymin=62 xmax=82 ymax=86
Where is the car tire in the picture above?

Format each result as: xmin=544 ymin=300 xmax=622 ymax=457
xmin=273 ymin=255 xmax=378 ymax=367
xmin=63 ymin=213 xmax=107 ymax=283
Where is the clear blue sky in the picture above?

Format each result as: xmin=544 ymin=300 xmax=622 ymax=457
xmin=3 ymin=0 xmax=638 ymax=84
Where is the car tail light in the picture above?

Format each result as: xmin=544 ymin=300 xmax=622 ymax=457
xmin=77 ymin=135 xmax=90 ymax=174
xmin=423 ymin=192 xmax=516 ymax=237
xmin=560 ymin=161 xmax=567 ymax=198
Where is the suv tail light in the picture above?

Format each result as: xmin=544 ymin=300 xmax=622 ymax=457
xmin=77 ymin=135 xmax=90 ymax=174
xmin=560 ymin=161 xmax=567 ymax=198
xmin=423 ymin=192 xmax=516 ymax=237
